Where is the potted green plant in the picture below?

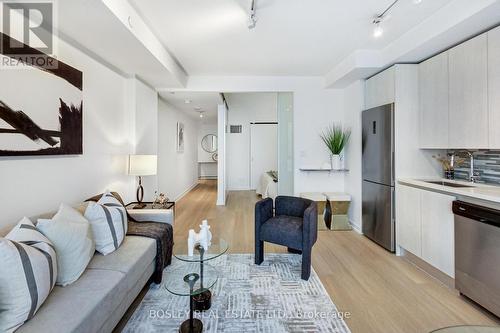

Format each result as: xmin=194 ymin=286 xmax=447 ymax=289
xmin=320 ymin=124 xmax=351 ymax=170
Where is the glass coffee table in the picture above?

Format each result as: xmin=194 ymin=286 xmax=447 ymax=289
xmin=164 ymin=264 xmax=218 ymax=333
xmin=174 ymin=239 xmax=229 ymax=311
xmin=165 ymin=239 xmax=228 ymax=333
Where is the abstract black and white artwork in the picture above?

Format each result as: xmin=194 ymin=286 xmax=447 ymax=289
xmin=177 ymin=122 xmax=184 ymax=152
xmin=0 ymin=33 xmax=83 ymax=156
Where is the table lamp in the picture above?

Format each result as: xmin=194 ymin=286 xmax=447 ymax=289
xmin=128 ymin=154 xmax=157 ymax=209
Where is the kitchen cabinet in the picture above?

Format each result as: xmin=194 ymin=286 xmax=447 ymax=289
xmin=396 ymin=184 xmax=455 ymax=278
xmin=396 ymin=184 xmax=422 ymax=256
xmin=448 ymin=33 xmax=489 ymax=149
xmin=419 ymin=52 xmax=449 ymax=148
xmin=489 ymin=26 xmax=500 ymax=148
xmin=365 ymin=66 xmax=395 ymax=109
xmin=420 ymin=190 xmax=455 ymax=278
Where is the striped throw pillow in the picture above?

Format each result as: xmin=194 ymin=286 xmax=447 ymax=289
xmin=0 ymin=218 xmax=57 ymax=333
xmin=84 ymin=192 xmax=127 ymax=255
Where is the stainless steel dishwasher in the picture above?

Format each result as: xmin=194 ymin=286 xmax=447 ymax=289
xmin=453 ymin=201 xmax=500 ymax=317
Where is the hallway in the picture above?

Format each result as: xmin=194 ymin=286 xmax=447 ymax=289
xmin=173 ymin=180 xmax=497 ymax=333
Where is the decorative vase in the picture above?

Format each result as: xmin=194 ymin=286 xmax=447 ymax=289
xmin=444 ymin=169 xmax=455 ymax=180
xmin=331 ymin=154 xmax=341 ymax=170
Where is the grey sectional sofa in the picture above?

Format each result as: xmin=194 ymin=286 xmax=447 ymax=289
xmin=17 ymin=235 xmax=156 ymax=333
xmin=3 ymin=202 xmax=170 ymax=333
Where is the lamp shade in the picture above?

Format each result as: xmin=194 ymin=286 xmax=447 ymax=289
xmin=128 ymin=155 xmax=157 ymax=176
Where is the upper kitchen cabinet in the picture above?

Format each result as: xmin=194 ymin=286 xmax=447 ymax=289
xmin=419 ymin=52 xmax=449 ymax=148
xmin=365 ymin=66 xmax=395 ymax=109
xmin=449 ymin=33 xmax=489 ymax=149
xmin=489 ymin=26 xmax=500 ymax=148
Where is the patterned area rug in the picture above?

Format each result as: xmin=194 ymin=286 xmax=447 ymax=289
xmin=124 ymin=254 xmax=351 ymax=333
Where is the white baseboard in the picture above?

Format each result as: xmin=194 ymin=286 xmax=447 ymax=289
xmin=174 ymin=182 xmax=199 ymax=202
xmin=349 ymin=221 xmax=362 ymax=234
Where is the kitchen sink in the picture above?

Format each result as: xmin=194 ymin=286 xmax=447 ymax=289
xmin=424 ymin=180 xmax=475 ymax=188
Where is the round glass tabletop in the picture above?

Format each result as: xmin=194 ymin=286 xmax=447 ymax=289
xmin=174 ymin=238 xmax=229 ymax=263
xmin=164 ymin=263 xmax=218 ymax=297
xmin=431 ymin=326 xmax=500 ymax=333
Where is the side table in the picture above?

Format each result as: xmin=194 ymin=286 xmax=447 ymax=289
xmin=125 ymin=201 xmax=175 ymax=225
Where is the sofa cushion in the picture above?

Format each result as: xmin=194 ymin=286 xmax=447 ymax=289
xmin=37 ymin=203 xmax=95 ymax=286
xmin=84 ymin=201 xmax=126 ymax=255
xmin=0 ymin=218 xmax=58 ymax=333
xmin=16 ymin=268 xmax=126 ymax=333
xmin=259 ymin=215 xmax=304 ymax=249
xmin=87 ymin=236 xmax=155 ymax=290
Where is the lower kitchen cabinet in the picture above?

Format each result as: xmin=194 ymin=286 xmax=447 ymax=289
xmin=396 ymin=184 xmax=422 ymax=256
xmin=396 ymin=184 xmax=455 ymax=278
xmin=421 ymin=190 xmax=455 ymax=278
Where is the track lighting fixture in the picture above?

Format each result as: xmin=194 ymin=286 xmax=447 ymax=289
xmin=248 ymin=0 xmax=257 ymax=30
xmin=372 ymin=0 xmax=423 ymax=38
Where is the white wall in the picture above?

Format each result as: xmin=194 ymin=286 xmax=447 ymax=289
xmin=343 ymin=81 xmax=365 ymax=231
xmin=226 ymin=93 xmax=277 ymax=190
xmin=157 ymin=99 xmax=198 ymax=201
xmin=198 ymin=120 xmax=218 ymax=178
xmin=217 ymin=103 xmax=228 ymax=205
xmin=0 ymin=38 xmax=136 ymax=234
xmin=131 ymin=78 xmax=159 ymax=201
xmin=294 ymin=89 xmax=346 ymax=193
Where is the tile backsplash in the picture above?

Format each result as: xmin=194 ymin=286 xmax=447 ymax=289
xmin=451 ymin=150 xmax=500 ymax=185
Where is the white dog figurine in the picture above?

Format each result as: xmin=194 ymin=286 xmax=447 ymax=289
xmin=187 ymin=220 xmax=212 ymax=256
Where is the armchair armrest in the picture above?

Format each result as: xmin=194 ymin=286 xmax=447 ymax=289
xmin=302 ymin=201 xmax=318 ymax=247
xmin=127 ymin=208 xmax=174 ymax=225
xmin=255 ymin=198 xmax=273 ymax=230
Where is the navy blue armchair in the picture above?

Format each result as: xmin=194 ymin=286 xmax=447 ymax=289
xmin=255 ymin=196 xmax=318 ymax=280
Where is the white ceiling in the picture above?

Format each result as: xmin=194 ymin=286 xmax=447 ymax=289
xmin=129 ymin=0 xmax=454 ymax=76
xmin=56 ymin=0 xmax=186 ymax=87
xmin=159 ymin=91 xmax=222 ymax=119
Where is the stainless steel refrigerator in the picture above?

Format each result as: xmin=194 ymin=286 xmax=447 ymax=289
xmin=362 ymin=103 xmax=395 ymax=252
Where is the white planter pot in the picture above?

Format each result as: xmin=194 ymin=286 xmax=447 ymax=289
xmin=331 ymin=154 xmax=342 ymax=170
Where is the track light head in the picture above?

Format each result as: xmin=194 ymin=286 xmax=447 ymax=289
xmin=372 ymin=16 xmax=384 ymax=38
xmin=248 ymin=0 xmax=257 ymax=30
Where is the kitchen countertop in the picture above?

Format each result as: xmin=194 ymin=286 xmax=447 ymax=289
xmin=398 ymin=178 xmax=500 ymax=204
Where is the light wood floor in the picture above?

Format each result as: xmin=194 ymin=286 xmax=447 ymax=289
xmin=173 ymin=180 xmax=499 ymax=333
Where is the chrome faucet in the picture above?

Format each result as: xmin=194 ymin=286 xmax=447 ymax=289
xmin=463 ymin=151 xmax=478 ymax=183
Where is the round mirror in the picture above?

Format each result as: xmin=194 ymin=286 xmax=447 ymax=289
xmin=201 ymin=134 xmax=217 ymax=153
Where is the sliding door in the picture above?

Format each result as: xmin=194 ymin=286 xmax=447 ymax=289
xmin=277 ymin=92 xmax=294 ymax=196
xmin=250 ymin=123 xmax=278 ymax=190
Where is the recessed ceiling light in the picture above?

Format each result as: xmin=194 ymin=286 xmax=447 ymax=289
xmin=199 ymin=113 xmax=204 ymax=118
xmin=413 ymin=0 xmax=422 ymax=4
xmin=184 ymin=99 xmax=192 ymax=104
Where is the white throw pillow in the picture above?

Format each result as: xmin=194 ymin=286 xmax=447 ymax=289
xmin=84 ymin=192 xmax=127 ymax=255
xmin=37 ymin=203 xmax=95 ymax=286
xmin=0 ymin=218 xmax=57 ymax=333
